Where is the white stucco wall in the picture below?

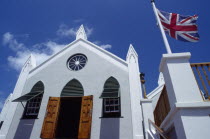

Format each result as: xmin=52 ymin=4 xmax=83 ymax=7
xmin=6 ymin=40 xmax=134 ymax=139
xmin=160 ymin=106 xmax=210 ymax=139
xmin=159 ymin=53 xmax=203 ymax=108
xmin=0 ymin=94 xmax=12 ymax=122
xmin=0 ymin=94 xmax=13 ymax=138
xmin=180 ymin=108 xmax=210 ymax=139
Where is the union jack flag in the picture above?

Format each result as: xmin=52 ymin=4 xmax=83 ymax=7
xmin=157 ymin=9 xmax=199 ymax=42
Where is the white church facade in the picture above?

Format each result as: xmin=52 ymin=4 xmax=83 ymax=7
xmin=0 ymin=25 xmax=210 ymax=139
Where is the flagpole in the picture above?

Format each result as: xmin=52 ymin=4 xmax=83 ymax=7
xmin=151 ymin=0 xmax=172 ymax=54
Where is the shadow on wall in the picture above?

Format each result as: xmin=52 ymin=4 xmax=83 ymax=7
xmin=14 ymin=119 xmax=35 ymax=139
xmin=100 ymin=118 xmax=120 ymax=139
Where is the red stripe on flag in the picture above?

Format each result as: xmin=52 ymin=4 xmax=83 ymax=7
xmin=183 ymin=33 xmax=199 ymax=41
xmin=180 ymin=15 xmax=197 ymax=24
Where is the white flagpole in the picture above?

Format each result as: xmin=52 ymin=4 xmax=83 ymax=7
xmin=151 ymin=0 xmax=172 ymax=54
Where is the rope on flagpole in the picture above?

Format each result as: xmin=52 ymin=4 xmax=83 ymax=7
xmin=151 ymin=1 xmax=172 ymax=54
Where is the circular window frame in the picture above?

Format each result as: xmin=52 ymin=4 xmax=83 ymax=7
xmin=67 ymin=54 xmax=88 ymax=71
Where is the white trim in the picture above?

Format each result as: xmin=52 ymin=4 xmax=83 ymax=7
xmin=160 ymin=101 xmax=210 ymax=128
xmin=175 ymin=101 xmax=210 ymax=108
xmin=147 ymin=84 xmax=164 ymax=99
xmin=140 ymin=99 xmax=153 ymax=104
xmin=159 ymin=52 xmax=191 ymax=72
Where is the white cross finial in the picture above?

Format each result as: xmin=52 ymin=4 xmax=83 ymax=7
xmin=76 ymin=24 xmax=87 ymax=40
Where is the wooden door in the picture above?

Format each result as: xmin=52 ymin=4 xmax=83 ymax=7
xmin=40 ymin=97 xmax=60 ymax=139
xmin=78 ymin=95 xmax=93 ymax=139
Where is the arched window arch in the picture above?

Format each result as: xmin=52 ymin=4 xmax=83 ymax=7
xmin=100 ymin=77 xmax=121 ymax=117
xmin=61 ymin=79 xmax=84 ymax=97
xmin=23 ymin=81 xmax=44 ymax=119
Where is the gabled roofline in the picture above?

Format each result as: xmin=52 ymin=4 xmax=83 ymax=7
xmin=83 ymin=39 xmax=128 ymax=66
xmin=29 ymin=38 xmax=128 ymax=74
xmin=147 ymin=83 xmax=164 ymax=99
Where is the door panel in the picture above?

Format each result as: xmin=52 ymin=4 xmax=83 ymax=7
xmin=78 ymin=95 xmax=93 ymax=139
xmin=40 ymin=97 xmax=60 ymax=139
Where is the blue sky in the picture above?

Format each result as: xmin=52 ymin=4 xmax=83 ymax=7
xmin=0 ymin=0 xmax=209 ymax=111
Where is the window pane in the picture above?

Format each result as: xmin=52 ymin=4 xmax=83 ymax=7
xmin=32 ymin=103 xmax=36 ymax=107
xmin=105 ymin=99 xmax=109 ymax=105
xmin=35 ymin=109 xmax=39 ymax=113
xmin=110 ymin=99 xmax=114 ymax=104
xmin=27 ymin=109 xmax=31 ymax=114
xmin=110 ymin=106 xmax=114 ymax=112
xmin=115 ymin=106 xmax=119 ymax=111
xmin=36 ymin=103 xmax=40 ymax=107
xmin=31 ymin=108 xmax=35 ymax=114
xmin=105 ymin=106 xmax=110 ymax=112
xmin=115 ymin=99 xmax=119 ymax=104
xmin=28 ymin=103 xmax=32 ymax=107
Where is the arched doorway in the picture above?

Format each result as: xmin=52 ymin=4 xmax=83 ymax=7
xmin=56 ymin=79 xmax=84 ymax=139
xmin=41 ymin=79 xmax=93 ymax=139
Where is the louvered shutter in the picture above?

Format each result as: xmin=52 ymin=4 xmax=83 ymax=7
xmin=78 ymin=95 xmax=93 ymax=139
xmin=40 ymin=97 xmax=60 ymax=139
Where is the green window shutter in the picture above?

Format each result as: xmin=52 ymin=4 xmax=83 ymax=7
xmin=100 ymin=77 xmax=120 ymax=98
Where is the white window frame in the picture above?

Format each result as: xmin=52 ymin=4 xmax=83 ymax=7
xmin=104 ymin=98 xmax=120 ymax=113
xmin=23 ymin=94 xmax=43 ymax=118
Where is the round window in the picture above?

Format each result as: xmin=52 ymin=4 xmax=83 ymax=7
xmin=67 ymin=54 xmax=87 ymax=71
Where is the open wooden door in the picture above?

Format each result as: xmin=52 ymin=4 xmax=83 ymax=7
xmin=78 ymin=95 xmax=93 ymax=139
xmin=40 ymin=97 xmax=60 ymax=139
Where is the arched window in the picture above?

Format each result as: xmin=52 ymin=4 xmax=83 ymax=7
xmin=61 ymin=79 xmax=84 ymax=97
xmin=23 ymin=81 xmax=44 ymax=119
xmin=100 ymin=77 xmax=121 ymax=117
